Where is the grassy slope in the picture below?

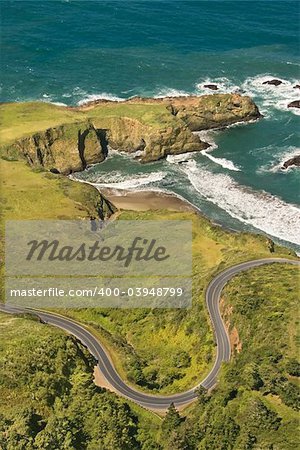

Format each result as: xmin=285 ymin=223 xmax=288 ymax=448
xmin=1 ymin=154 xmax=296 ymax=397
xmin=0 ymin=160 xmax=99 ymax=220
xmin=179 ymin=264 xmax=300 ymax=450
xmin=0 ymin=312 xmax=161 ymax=449
xmin=0 ymin=102 xmax=173 ymax=146
xmin=1 ymin=99 xmax=298 ymax=447
xmin=1 ymin=262 xmax=298 ymax=449
xmin=58 ymin=210 xmax=295 ymax=395
xmin=0 ymin=158 xmax=114 ymax=303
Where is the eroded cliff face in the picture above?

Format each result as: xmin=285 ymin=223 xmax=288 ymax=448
xmin=4 ymin=121 xmax=107 ymax=175
xmin=91 ymin=115 xmax=208 ymax=162
xmin=3 ymin=94 xmax=261 ymax=173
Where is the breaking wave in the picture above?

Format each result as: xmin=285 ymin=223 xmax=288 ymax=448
xmin=77 ymin=93 xmax=125 ymax=105
xmin=261 ymin=146 xmax=300 ymax=173
xmin=86 ymin=171 xmax=166 ymax=190
xmin=195 ymin=77 xmax=241 ymax=95
xmin=196 ymin=130 xmax=241 ymax=171
xmin=153 ymin=87 xmax=191 ymax=98
xmin=241 ymin=75 xmax=300 ymax=116
xmin=176 ymin=159 xmax=300 ymax=246
xmin=195 ymin=74 xmax=300 ymax=116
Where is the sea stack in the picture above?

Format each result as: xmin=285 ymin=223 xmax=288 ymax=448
xmin=262 ymin=79 xmax=283 ymax=86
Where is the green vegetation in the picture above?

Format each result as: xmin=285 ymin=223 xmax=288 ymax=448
xmin=0 ymin=159 xmax=108 ymax=221
xmin=0 ymin=95 xmax=251 ymax=146
xmin=158 ymin=263 xmax=300 ymax=450
xmin=0 ymin=158 xmax=114 ymax=301
xmin=0 ymin=97 xmax=297 ymax=448
xmin=58 ymin=210 xmax=295 ymax=395
xmin=0 ymin=95 xmax=259 ymax=168
xmin=0 ymin=101 xmax=172 ymax=146
xmin=0 ymin=102 xmax=85 ymax=145
xmin=1 ymin=263 xmax=298 ymax=449
xmin=0 ymin=312 xmax=161 ymax=449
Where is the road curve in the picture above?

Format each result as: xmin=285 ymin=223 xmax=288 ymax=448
xmin=1 ymin=258 xmax=299 ymax=410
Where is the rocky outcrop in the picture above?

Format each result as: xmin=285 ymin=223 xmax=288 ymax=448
xmin=203 ymin=84 xmax=218 ymax=90
xmin=166 ymin=94 xmax=261 ymax=131
xmin=281 ymin=155 xmax=300 ymax=169
xmin=3 ymin=94 xmax=261 ymax=171
xmin=287 ymin=100 xmax=300 ymax=109
xmin=92 ymin=116 xmax=208 ymax=162
xmin=293 ymin=85 xmax=300 ymax=89
xmin=262 ymin=79 xmax=283 ymax=86
xmin=4 ymin=121 xmax=107 ymax=175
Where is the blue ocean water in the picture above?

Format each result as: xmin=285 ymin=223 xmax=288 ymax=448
xmin=1 ymin=0 xmax=300 ymax=249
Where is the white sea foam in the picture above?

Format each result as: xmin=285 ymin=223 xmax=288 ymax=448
xmin=195 ymin=77 xmax=241 ymax=95
xmin=166 ymin=153 xmax=195 ymax=163
xmin=39 ymin=97 xmax=68 ymax=107
xmin=287 ymin=61 xmax=300 ymax=66
xmin=255 ymin=145 xmax=300 ymax=173
xmin=88 ymin=171 xmax=166 ymax=190
xmin=195 ymin=74 xmax=300 ymax=116
xmin=201 ymin=150 xmax=241 ymax=171
xmin=270 ymin=147 xmax=300 ymax=173
xmin=241 ymin=75 xmax=300 ymax=115
xmin=195 ymin=130 xmax=241 ymax=172
xmin=176 ymin=159 xmax=300 ymax=245
xmin=77 ymin=93 xmax=125 ymax=105
xmin=153 ymin=88 xmax=191 ymax=98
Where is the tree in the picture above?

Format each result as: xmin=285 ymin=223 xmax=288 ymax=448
xmin=164 ymin=430 xmax=190 ymax=450
xmin=196 ymin=386 xmax=209 ymax=406
xmin=162 ymin=403 xmax=181 ymax=434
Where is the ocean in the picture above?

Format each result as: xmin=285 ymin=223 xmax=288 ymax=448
xmin=1 ymin=0 xmax=300 ymax=251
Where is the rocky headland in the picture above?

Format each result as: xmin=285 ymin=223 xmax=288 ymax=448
xmin=0 ymin=94 xmax=261 ymax=220
xmin=1 ymin=94 xmax=261 ymax=175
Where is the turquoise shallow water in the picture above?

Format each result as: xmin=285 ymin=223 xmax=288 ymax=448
xmin=1 ymin=0 xmax=300 ymax=250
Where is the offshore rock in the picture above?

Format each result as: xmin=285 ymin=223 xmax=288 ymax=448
xmin=262 ymin=79 xmax=283 ymax=86
xmin=203 ymin=84 xmax=218 ymax=90
xmin=281 ymin=155 xmax=300 ymax=169
xmin=287 ymin=100 xmax=300 ymax=109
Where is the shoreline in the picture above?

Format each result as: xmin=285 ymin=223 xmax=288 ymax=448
xmin=98 ymin=187 xmax=198 ymax=213
xmin=97 ymin=186 xmax=299 ymax=255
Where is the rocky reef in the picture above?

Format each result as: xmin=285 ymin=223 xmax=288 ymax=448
xmin=1 ymin=94 xmax=261 ymax=174
xmin=281 ymin=155 xmax=300 ymax=170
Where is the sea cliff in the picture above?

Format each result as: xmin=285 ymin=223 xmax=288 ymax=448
xmin=1 ymin=94 xmax=261 ymax=174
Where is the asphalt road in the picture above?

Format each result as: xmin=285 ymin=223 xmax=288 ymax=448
xmin=1 ymin=258 xmax=299 ymax=410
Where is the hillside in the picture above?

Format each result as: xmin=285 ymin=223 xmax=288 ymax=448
xmin=1 ymin=261 xmax=299 ymax=449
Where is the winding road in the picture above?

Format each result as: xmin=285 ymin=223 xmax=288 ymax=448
xmin=1 ymin=258 xmax=299 ymax=411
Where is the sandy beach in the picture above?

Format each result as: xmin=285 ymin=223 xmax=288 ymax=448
xmin=100 ymin=187 xmax=197 ymax=213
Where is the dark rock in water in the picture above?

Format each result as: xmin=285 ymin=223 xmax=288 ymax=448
xmin=293 ymin=84 xmax=300 ymax=89
xmin=281 ymin=155 xmax=300 ymax=170
xmin=262 ymin=79 xmax=283 ymax=86
xmin=287 ymin=100 xmax=300 ymax=108
xmin=204 ymin=84 xmax=218 ymax=90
